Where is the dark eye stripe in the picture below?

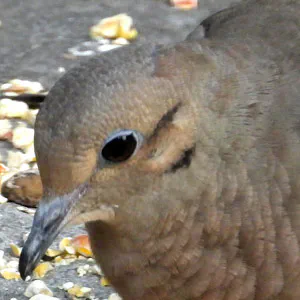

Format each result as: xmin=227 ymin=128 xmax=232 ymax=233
xmin=167 ymin=144 xmax=196 ymax=173
xmin=150 ymin=102 xmax=182 ymax=140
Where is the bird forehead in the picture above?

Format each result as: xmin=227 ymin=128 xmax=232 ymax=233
xmin=37 ymin=78 xmax=179 ymax=152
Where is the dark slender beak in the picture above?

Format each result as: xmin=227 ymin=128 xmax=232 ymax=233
xmin=19 ymin=185 xmax=87 ymax=280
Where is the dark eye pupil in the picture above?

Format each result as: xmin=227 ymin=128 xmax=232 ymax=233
xmin=102 ymin=133 xmax=137 ymax=163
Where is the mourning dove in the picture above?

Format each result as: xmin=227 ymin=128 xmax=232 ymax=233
xmin=19 ymin=0 xmax=300 ymax=299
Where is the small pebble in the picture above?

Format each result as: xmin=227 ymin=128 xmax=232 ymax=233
xmin=0 ymin=195 xmax=8 ymax=204
xmin=6 ymin=150 xmax=27 ymax=168
xmin=97 ymin=44 xmax=121 ymax=52
xmin=68 ymin=46 xmax=95 ymax=57
xmin=90 ymin=264 xmax=103 ymax=276
xmin=112 ymin=38 xmax=129 ymax=45
xmin=6 ymin=260 xmax=19 ymax=269
xmin=62 ymin=282 xmax=74 ymax=290
xmin=24 ymin=280 xmax=53 ymax=297
xmin=57 ymin=67 xmax=66 ymax=73
xmin=87 ymin=258 xmax=95 ymax=263
xmin=96 ymin=38 xmax=110 ymax=45
xmin=23 ymin=232 xmax=30 ymax=243
xmin=16 ymin=206 xmax=36 ymax=215
xmin=77 ymin=265 xmax=88 ymax=277
xmin=29 ymin=295 xmax=59 ymax=300
xmin=108 ymin=293 xmax=122 ymax=300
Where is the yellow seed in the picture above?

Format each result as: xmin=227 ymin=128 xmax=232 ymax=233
xmin=68 ymin=285 xmax=84 ymax=297
xmin=10 ymin=244 xmax=22 ymax=257
xmin=0 ymin=268 xmax=20 ymax=280
xmin=59 ymin=237 xmax=72 ymax=251
xmin=90 ymin=21 xmax=119 ymax=39
xmin=33 ymin=262 xmax=53 ymax=278
xmin=61 ymin=253 xmax=77 ymax=260
xmin=71 ymin=235 xmax=93 ymax=257
xmin=12 ymin=127 xmax=34 ymax=149
xmin=64 ymin=246 xmax=76 ymax=255
xmin=77 ymin=255 xmax=87 ymax=260
xmin=54 ymin=256 xmax=63 ymax=263
xmin=119 ymin=28 xmax=138 ymax=40
xmin=117 ymin=14 xmax=138 ymax=40
xmin=0 ymin=98 xmax=29 ymax=119
xmin=67 ymin=284 xmax=91 ymax=297
xmin=89 ymin=14 xmax=137 ymax=41
xmin=75 ymin=247 xmax=92 ymax=258
xmin=0 ymin=163 xmax=8 ymax=174
xmin=45 ymin=248 xmax=62 ymax=258
xmin=101 ymin=277 xmax=111 ymax=286
xmin=170 ymin=0 xmax=198 ymax=10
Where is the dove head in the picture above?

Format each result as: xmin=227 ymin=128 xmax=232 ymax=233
xmin=19 ymin=42 xmax=217 ymax=280
xmin=36 ymin=44 xmax=200 ymax=212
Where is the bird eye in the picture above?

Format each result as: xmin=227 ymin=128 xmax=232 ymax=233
xmin=101 ymin=130 xmax=142 ymax=163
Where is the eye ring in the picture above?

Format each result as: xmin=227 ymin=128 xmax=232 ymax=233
xmin=101 ymin=129 xmax=143 ymax=164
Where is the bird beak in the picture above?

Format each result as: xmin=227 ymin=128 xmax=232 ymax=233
xmin=19 ymin=184 xmax=88 ymax=280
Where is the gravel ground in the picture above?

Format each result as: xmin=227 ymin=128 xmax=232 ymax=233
xmin=0 ymin=0 xmax=238 ymax=299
